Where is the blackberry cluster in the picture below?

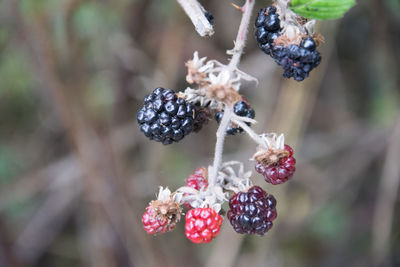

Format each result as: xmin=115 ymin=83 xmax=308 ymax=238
xmin=271 ymin=39 xmax=321 ymax=81
xmin=137 ymin=88 xmax=196 ymax=145
xmin=215 ymin=100 xmax=255 ymax=135
xmin=227 ymin=186 xmax=277 ymax=235
xmin=255 ymin=6 xmax=322 ymax=81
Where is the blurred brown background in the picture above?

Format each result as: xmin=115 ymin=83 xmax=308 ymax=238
xmin=0 ymin=0 xmax=399 ymax=266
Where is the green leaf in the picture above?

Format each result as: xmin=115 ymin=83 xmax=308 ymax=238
xmin=289 ymin=0 xmax=356 ymax=20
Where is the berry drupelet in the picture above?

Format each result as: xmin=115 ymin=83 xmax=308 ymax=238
xmin=185 ymin=208 xmax=223 ymax=243
xmin=215 ymin=100 xmax=255 ymax=135
xmin=255 ymin=144 xmax=296 ymax=185
xmin=254 ymin=6 xmax=322 ymax=81
xmin=137 ymin=88 xmax=198 ymax=145
xmin=255 ymin=6 xmax=280 ymax=55
xmin=227 ymin=186 xmax=277 ymax=235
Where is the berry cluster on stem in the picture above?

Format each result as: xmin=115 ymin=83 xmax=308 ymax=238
xmin=138 ymin=0 xmax=310 ymax=243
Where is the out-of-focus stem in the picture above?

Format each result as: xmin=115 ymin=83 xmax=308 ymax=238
xmin=177 ymin=0 xmax=214 ymax=37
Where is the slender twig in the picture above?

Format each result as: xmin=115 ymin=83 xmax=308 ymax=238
xmin=177 ymin=0 xmax=214 ymax=37
xmin=227 ymin=0 xmax=256 ymax=72
xmin=209 ymin=105 xmax=234 ymax=186
xmin=232 ymin=119 xmax=265 ymax=146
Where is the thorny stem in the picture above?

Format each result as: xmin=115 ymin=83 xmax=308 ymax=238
xmin=209 ymin=0 xmax=256 ymax=186
xmin=177 ymin=0 xmax=214 ymax=37
xmin=209 ymin=105 xmax=234 ymax=186
xmin=227 ymin=0 xmax=256 ymax=72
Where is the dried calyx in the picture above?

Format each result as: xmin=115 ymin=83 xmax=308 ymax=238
xmin=182 ymin=52 xmax=257 ymax=110
xmin=153 ymin=187 xmax=182 ymax=223
xmin=252 ymin=133 xmax=287 ymax=165
xmin=175 ymin=162 xmax=254 ymax=211
xmin=253 ymin=133 xmax=296 ymax=185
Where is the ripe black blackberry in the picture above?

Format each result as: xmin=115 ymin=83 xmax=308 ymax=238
xmin=271 ymin=39 xmax=321 ymax=81
xmin=215 ymin=100 xmax=255 ymax=135
xmin=227 ymin=186 xmax=277 ymax=235
xmin=255 ymin=6 xmax=322 ymax=81
xmin=137 ymin=88 xmax=199 ymax=145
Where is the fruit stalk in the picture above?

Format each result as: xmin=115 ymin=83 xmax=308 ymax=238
xmin=231 ymin=118 xmax=265 ymax=146
xmin=209 ymin=105 xmax=234 ymax=186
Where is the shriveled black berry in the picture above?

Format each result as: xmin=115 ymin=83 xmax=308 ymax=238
xmin=137 ymin=88 xmax=200 ymax=144
xmin=193 ymin=106 xmax=211 ymax=132
xmin=227 ymin=186 xmax=277 ymax=235
xmin=215 ymin=100 xmax=255 ymax=136
xmin=254 ymin=6 xmax=322 ymax=81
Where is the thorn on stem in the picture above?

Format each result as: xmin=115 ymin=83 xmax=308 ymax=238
xmin=232 ymin=3 xmax=245 ymax=13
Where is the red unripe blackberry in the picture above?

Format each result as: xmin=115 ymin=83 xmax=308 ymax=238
xmin=227 ymin=186 xmax=277 ymax=235
xmin=255 ymin=144 xmax=296 ymax=185
xmin=185 ymin=208 xmax=223 ymax=243
xmin=184 ymin=167 xmax=208 ymax=209
xmin=186 ymin=167 xmax=208 ymax=190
